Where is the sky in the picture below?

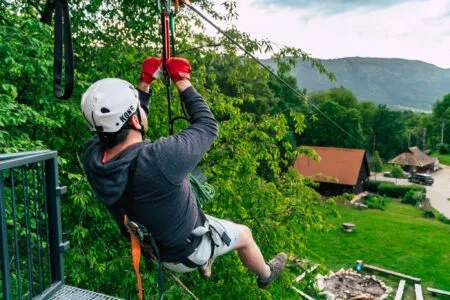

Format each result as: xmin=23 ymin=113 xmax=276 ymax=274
xmin=206 ymin=0 xmax=450 ymax=68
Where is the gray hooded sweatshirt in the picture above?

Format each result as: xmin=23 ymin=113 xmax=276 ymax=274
xmin=83 ymin=86 xmax=218 ymax=260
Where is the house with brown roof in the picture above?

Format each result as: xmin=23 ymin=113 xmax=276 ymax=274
xmin=388 ymin=146 xmax=436 ymax=173
xmin=293 ymin=146 xmax=370 ymax=196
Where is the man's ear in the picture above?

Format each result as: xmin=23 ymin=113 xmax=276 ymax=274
xmin=129 ymin=114 xmax=142 ymax=130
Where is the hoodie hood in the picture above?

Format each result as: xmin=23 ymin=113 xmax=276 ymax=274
xmin=83 ymin=136 xmax=143 ymax=206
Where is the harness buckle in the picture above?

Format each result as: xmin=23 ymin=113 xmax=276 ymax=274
xmin=129 ymin=221 xmax=147 ymax=241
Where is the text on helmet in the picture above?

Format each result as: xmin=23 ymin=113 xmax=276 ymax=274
xmin=119 ymin=105 xmax=136 ymax=123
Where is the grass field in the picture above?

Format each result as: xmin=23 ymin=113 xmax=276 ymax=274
xmin=431 ymin=151 xmax=450 ymax=165
xmin=304 ymin=201 xmax=450 ymax=299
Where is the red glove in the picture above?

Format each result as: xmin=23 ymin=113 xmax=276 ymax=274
xmin=166 ymin=57 xmax=191 ymax=83
xmin=140 ymin=57 xmax=163 ymax=84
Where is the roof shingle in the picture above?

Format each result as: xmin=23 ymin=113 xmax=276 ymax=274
xmin=388 ymin=147 xmax=435 ymax=167
xmin=293 ymin=146 xmax=367 ymax=186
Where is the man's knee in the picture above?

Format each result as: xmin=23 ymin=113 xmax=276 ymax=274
xmin=236 ymin=224 xmax=254 ymax=248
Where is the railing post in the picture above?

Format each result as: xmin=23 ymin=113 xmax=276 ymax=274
xmin=0 ymin=171 xmax=13 ymax=300
xmin=45 ymin=157 xmax=64 ymax=284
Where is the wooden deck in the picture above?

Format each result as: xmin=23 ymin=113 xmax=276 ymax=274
xmin=427 ymin=287 xmax=450 ymax=296
xmin=394 ymin=280 xmax=406 ymax=300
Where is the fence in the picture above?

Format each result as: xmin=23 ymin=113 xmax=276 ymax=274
xmin=0 ymin=151 xmax=121 ymax=300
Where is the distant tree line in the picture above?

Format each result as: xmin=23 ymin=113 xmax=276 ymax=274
xmin=265 ymin=83 xmax=450 ymax=161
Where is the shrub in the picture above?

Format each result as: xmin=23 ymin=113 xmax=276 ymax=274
xmin=439 ymin=215 xmax=450 ymax=225
xmin=391 ymin=165 xmax=404 ymax=178
xmin=363 ymin=194 xmax=392 ymax=210
xmin=367 ymin=180 xmax=383 ymax=193
xmin=402 ymin=190 xmax=425 ymax=205
xmin=438 ymin=143 xmax=449 ymax=154
xmin=378 ymin=183 xmax=426 ymax=198
xmin=423 ymin=210 xmax=435 ymax=218
xmin=332 ymin=193 xmax=355 ymax=204
xmin=342 ymin=193 xmax=355 ymax=201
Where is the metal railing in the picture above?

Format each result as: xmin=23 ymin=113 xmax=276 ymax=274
xmin=0 ymin=151 xmax=123 ymax=300
xmin=0 ymin=150 xmax=68 ymax=300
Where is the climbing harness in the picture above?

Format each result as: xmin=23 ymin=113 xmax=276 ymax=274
xmin=123 ymin=214 xmax=164 ymax=300
xmin=53 ymin=0 xmax=74 ymax=99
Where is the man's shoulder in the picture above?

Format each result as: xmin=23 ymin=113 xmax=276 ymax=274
xmin=83 ymin=136 xmax=101 ymax=156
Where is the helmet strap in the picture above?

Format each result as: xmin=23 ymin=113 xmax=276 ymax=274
xmin=135 ymin=106 xmax=145 ymax=138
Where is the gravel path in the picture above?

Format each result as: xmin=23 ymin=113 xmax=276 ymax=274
xmin=370 ymin=165 xmax=450 ymax=218
xmin=426 ymin=165 xmax=450 ymax=218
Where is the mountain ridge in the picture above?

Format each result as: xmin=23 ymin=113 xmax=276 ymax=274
xmin=265 ymin=57 xmax=450 ymax=110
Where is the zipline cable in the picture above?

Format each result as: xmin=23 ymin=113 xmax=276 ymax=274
xmin=180 ymin=0 xmax=363 ymax=148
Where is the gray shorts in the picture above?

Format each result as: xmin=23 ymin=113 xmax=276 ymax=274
xmin=163 ymin=215 xmax=239 ymax=273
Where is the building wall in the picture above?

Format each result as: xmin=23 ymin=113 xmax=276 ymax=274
xmin=316 ymin=182 xmax=354 ymax=196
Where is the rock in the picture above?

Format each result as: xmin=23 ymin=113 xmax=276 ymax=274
xmin=336 ymin=268 xmax=346 ymax=275
xmin=354 ymin=203 xmax=368 ymax=210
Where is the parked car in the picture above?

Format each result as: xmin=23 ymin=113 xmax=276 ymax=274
xmin=408 ymin=173 xmax=434 ymax=185
xmin=402 ymin=171 xmax=412 ymax=178
xmin=383 ymin=171 xmax=392 ymax=177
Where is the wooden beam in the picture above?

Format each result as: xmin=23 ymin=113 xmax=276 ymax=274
xmin=363 ymin=264 xmax=421 ymax=282
xmin=427 ymin=287 xmax=450 ymax=296
xmin=295 ymin=265 xmax=318 ymax=282
xmin=292 ymin=286 xmax=316 ymax=300
xmin=415 ymin=284 xmax=424 ymax=300
xmin=394 ymin=280 xmax=406 ymax=300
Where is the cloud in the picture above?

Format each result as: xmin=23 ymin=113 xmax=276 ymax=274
xmin=256 ymin=0 xmax=427 ymax=16
xmin=223 ymin=0 xmax=450 ymax=68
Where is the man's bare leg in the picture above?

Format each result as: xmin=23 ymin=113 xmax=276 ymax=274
xmin=234 ymin=224 xmax=271 ymax=280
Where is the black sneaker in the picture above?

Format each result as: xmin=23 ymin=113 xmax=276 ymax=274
xmin=199 ymin=257 xmax=216 ymax=280
xmin=257 ymin=253 xmax=287 ymax=289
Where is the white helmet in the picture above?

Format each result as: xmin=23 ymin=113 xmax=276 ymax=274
xmin=81 ymin=78 xmax=139 ymax=133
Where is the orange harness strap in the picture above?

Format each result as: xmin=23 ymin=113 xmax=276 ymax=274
xmin=131 ymin=234 xmax=144 ymax=300
xmin=124 ymin=215 xmax=144 ymax=300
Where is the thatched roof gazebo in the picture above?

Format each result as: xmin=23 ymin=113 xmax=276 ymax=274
xmin=388 ymin=147 xmax=435 ymax=172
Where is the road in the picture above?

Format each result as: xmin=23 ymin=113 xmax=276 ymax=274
xmin=370 ymin=165 xmax=450 ymax=218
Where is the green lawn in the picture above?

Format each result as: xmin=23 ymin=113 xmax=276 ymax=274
xmin=431 ymin=151 xmax=450 ymax=165
xmin=305 ymin=202 xmax=450 ymax=299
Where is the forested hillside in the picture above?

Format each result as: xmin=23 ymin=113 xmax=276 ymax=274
xmin=265 ymin=57 xmax=450 ymax=110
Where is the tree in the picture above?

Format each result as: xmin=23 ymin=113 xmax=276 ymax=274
xmin=432 ymin=93 xmax=450 ymax=146
xmin=325 ymin=87 xmax=358 ymax=109
xmin=300 ymin=99 xmax=364 ymax=149
xmin=391 ymin=165 xmax=404 ymax=183
xmin=371 ymin=151 xmax=383 ymax=173
xmin=372 ymin=105 xmax=408 ymax=159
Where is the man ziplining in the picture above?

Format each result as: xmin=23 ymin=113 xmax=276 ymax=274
xmin=80 ymin=56 xmax=287 ymax=296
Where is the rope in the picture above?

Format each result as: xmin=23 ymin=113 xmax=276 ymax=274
xmin=189 ymin=174 xmax=215 ymax=207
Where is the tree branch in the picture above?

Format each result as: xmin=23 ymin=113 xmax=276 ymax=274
xmin=27 ymin=0 xmax=43 ymax=14
xmin=233 ymin=206 xmax=296 ymax=221
xmin=0 ymin=14 xmax=13 ymax=26
xmin=166 ymin=270 xmax=199 ymax=300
